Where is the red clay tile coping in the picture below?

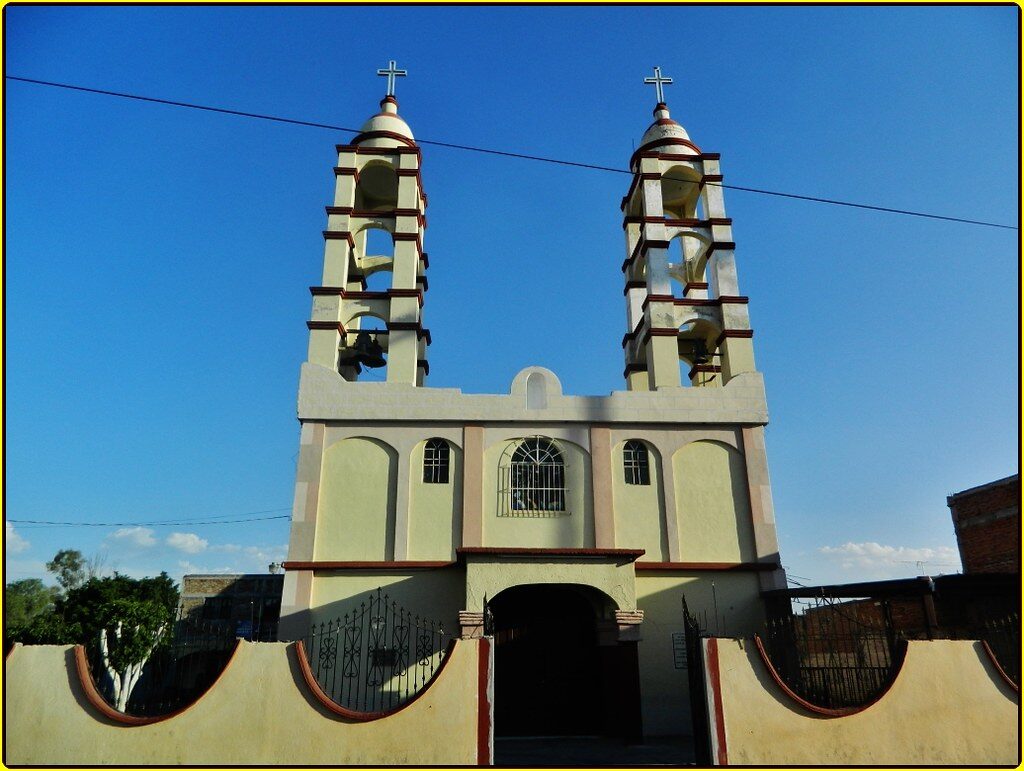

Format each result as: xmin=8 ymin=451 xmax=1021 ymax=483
xmin=981 ymin=639 xmax=1020 ymax=693
xmin=634 ymin=561 xmax=780 ymax=571
xmin=705 ymin=638 xmax=729 ymax=765
xmin=73 ymin=641 xmax=242 ymax=725
xmin=456 ymin=547 xmax=645 ymax=561
xmin=752 ymin=634 xmax=908 ymax=717
xmin=477 ymin=637 xmax=493 ymax=765
xmin=282 ymin=560 xmax=455 ymax=570
xmin=294 ymin=638 xmax=458 ymax=721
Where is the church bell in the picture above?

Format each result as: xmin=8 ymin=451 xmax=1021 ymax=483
xmin=338 ymin=330 xmax=387 ymax=373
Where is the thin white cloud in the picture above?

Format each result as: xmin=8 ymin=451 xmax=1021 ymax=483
xmin=6 ymin=522 xmax=30 ymax=554
xmin=818 ymin=541 xmax=961 ymax=577
xmin=166 ymin=532 xmax=208 ymax=554
xmin=108 ymin=526 xmax=157 ymax=548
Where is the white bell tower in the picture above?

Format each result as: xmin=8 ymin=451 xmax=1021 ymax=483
xmin=621 ymin=67 xmax=756 ymax=391
xmin=306 ymin=60 xmax=430 ymax=386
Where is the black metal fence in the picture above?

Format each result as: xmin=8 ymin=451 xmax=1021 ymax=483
xmin=86 ymin=616 xmax=247 ymax=717
xmin=298 ymin=588 xmax=450 ymax=713
xmin=759 ymin=598 xmax=902 ymax=710
xmin=977 ymin=614 xmax=1020 ymax=685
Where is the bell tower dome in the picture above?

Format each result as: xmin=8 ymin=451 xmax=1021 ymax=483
xmin=306 ymin=60 xmax=430 ymax=386
xmin=621 ymin=67 xmax=756 ymax=391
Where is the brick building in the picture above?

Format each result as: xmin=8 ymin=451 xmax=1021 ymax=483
xmin=948 ymin=475 xmax=1020 ymax=574
xmin=178 ymin=573 xmax=284 ymax=640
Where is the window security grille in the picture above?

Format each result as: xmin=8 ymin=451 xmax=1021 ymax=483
xmin=498 ymin=437 xmax=568 ymax=517
xmin=423 ymin=438 xmax=450 ymax=484
xmin=623 ymin=440 xmax=651 ymax=485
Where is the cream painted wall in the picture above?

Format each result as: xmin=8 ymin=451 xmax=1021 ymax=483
xmin=634 ymin=572 xmax=765 ymax=736
xmin=315 ymin=437 xmax=397 ymax=561
xmin=611 ymin=440 xmax=668 ymax=561
xmin=408 ymin=439 xmax=462 ymax=560
xmin=4 ymin=640 xmax=485 ymax=766
xmin=712 ymin=638 xmax=1020 ymax=765
xmin=464 ymin=558 xmax=636 ymax=614
xmin=481 ymin=436 xmax=594 ymax=549
xmin=310 ymin=570 xmax=466 ymax=636
xmin=673 ymin=440 xmax=755 ymax=562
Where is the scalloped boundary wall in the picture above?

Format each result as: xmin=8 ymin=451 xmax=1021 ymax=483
xmin=3 ymin=638 xmax=493 ymax=766
xmin=701 ymin=638 xmax=1019 ymax=766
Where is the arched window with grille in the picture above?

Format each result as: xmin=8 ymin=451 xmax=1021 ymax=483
xmin=623 ymin=440 xmax=651 ymax=485
xmin=422 ymin=438 xmax=450 ymax=484
xmin=498 ymin=437 xmax=567 ymax=516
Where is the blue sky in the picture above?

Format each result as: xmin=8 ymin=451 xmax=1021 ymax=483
xmin=5 ymin=6 xmax=1018 ymax=588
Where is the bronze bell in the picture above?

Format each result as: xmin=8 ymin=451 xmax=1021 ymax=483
xmin=340 ymin=330 xmax=387 ymax=370
xmin=691 ymin=338 xmax=710 ymax=366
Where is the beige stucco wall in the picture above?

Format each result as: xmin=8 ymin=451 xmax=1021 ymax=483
xmin=4 ymin=639 xmax=486 ymax=765
xmin=408 ymin=439 xmax=463 ymax=560
xmin=315 ymin=436 xmax=397 ymax=560
xmin=711 ymin=638 xmax=1020 ymax=766
xmin=481 ymin=434 xmax=594 ymax=549
xmin=464 ymin=558 xmax=635 ymax=614
xmin=612 ymin=439 xmax=668 ymax=561
xmin=635 ymin=572 xmax=765 ymax=736
xmin=308 ymin=570 xmax=466 ymax=637
xmin=674 ymin=440 xmax=755 ymax=562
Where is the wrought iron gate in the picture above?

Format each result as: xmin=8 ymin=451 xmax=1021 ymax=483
xmin=299 ymin=588 xmax=449 ymax=713
xmin=682 ymin=598 xmax=712 ymax=765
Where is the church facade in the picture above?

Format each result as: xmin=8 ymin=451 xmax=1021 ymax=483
xmin=279 ymin=66 xmax=786 ymax=737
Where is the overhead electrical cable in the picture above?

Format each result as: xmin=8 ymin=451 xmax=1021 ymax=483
xmin=7 ymin=511 xmax=292 ymax=528
xmin=6 ymin=75 xmax=1018 ymax=232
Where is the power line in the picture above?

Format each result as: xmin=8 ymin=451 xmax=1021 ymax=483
xmin=7 ymin=512 xmax=291 ymax=528
xmin=6 ymin=75 xmax=1017 ymax=232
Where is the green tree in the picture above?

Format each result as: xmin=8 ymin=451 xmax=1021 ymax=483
xmin=4 ymin=579 xmax=60 ymax=647
xmin=45 ymin=548 xmax=106 ymax=593
xmin=11 ymin=570 xmax=180 ymax=711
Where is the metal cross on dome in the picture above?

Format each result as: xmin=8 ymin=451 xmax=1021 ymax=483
xmin=377 ymin=59 xmax=408 ymax=97
xmin=644 ymin=66 xmax=673 ymax=104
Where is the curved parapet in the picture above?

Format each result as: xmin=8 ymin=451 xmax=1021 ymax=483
xmin=701 ymin=637 xmax=1019 ymax=766
xmin=4 ymin=638 xmax=490 ymax=765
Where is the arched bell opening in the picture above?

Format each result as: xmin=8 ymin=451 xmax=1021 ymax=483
xmin=660 ymin=165 xmax=701 ymax=219
xmin=354 ymin=161 xmax=399 ymax=210
xmin=489 ymin=584 xmax=640 ymax=740
xmin=338 ymin=312 xmax=389 ymax=383
xmin=678 ymin=318 xmax=722 ymax=388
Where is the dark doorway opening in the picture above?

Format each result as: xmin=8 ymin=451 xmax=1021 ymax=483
xmin=490 ymin=584 xmax=640 ymax=739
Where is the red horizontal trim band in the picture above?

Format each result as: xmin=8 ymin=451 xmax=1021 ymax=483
xmin=635 ymin=561 xmax=780 ymax=572
xmin=417 ymin=358 xmax=430 ymax=375
xmin=707 ymin=241 xmax=737 ymax=254
xmin=457 ymin=547 xmax=645 ymax=561
xmin=395 ymin=168 xmax=421 ymax=177
xmin=684 ymin=281 xmax=709 ymax=293
xmin=623 ymin=363 xmax=648 ymax=378
xmin=336 ymin=144 xmax=421 ymax=156
xmin=715 ymin=329 xmax=754 ymax=347
xmin=701 ymin=174 xmax=724 ymax=184
xmin=282 ymin=560 xmax=454 ymax=570
xmin=294 ymin=639 xmax=457 ymax=721
xmin=306 ymin=321 xmax=346 ymax=333
xmin=349 ymin=130 xmax=418 ymax=148
xmin=333 ymin=166 xmax=359 ymax=177
xmin=752 ymin=635 xmax=907 ymax=717
xmin=630 ymin=137 xmax=702 ymax=168
xmin=74 ymin=642 xmax=241 ymax=725
xmin=688 ymin=364 xmax=722 ymax=379
xmin=622 ymin=280 xmax=646 ymax=296
xmin=322 ymin=230 xmax=355 ymax=247
xmin=324 ymin=206 xmax=424 ymax=221
xmin=388 ymin=321 xmax=432 ymax=344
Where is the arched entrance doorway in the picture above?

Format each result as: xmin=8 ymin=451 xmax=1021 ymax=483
xmin=490 ymin=584 xmax=641 ymax=739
